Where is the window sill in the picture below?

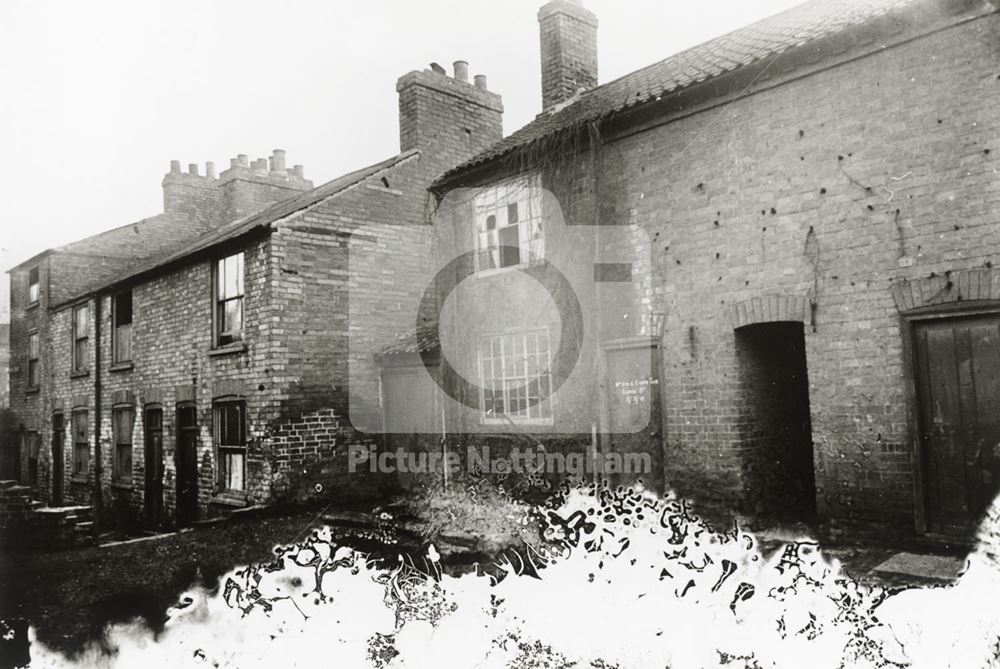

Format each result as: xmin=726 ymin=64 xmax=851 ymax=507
xmin=482 ymin=417 xmax=555 ymax=427
xmin=209 ymin=342 xmax=247 ymax=357
xmin=70 ymin=477 xmax=89 ymax=485
xmin=109 ymin=361 xmax=134 ymax=373
xmin=210 ymin=492 xmax=248 ymax=507
xmin=110 ymin=481 xmax=133 ymax=491
xmin=70 ymin=370 xmax=90 ymax=379
xmin=26 ymin=301 xmax=40 ymax=311
xmin=24 ymin=387 xmax=40 ymax=395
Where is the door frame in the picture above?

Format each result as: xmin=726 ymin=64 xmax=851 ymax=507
xmin=143 ymin=404 xmax=164 ymax=526
xmin=900 ymin=301 xmax=1000 ymax=537
xmin=175 ymin=401 xmax=199 ymax=526
xmin=51 ymin=412 xmax=64 ymax=506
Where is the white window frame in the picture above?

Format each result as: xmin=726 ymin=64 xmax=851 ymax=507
xmin=477 ymin=328 xmax=554 ymax=425
xmin=473 ymin=174 xmax=544 ymax=275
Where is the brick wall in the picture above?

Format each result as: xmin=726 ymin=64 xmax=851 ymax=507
xmin=538 ymin=0 xmax=599 ymax=111
xmin=437 ymin=8 xmax=999 ymax=537
xmin=397 ymin=68 xmax=503 ymax=177
xmin=590 ymin=13 xmax=1000 ymax=533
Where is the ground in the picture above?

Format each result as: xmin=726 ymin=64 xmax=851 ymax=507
xmin=0 ymin=509 xmax=330 ymax=658
xmin=0 ymin=501 xmax=971 ymax=664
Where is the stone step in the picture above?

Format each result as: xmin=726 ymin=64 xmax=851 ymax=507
xmin=0 ymin=480 xmax=20 ymax=490
xmin=74 ymin=521 xmax=95 ymax=534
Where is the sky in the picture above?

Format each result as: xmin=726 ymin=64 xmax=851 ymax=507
xmin=0 ymin=0 xmax=807 ymax=319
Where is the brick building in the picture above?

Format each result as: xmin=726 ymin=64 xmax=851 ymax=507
xmin=6 ymin=61 xmax=503 ymax=528
xmin=417 ymin=0 xmax=1000 ymax=541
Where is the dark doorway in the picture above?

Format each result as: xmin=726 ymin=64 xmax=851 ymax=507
xmin=735 ymin=322 xmax=816 ymax=520
xmin=175 ymin=404 xmax=199 ymax=526
xmin=51 ymin=413 xmax=64 ymax=506
xmin=913 ymin=312 xmax=1000 ymax=538
xmin=144 ymin=407 xmax=163 ymax=527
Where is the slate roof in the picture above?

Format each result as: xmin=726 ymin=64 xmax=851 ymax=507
xmin=436 ymin=0 xmax=918 ymax=183
xmin=101 ymin=150 xmax=419 ymax=291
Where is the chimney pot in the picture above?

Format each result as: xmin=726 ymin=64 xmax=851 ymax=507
xmin=272 ymin=149 xmax=286 ymax=172
xmin=205 ymin=161 xmax=216 ymax=179
xmin=254 ymin=158 xmax=268 ymax=172
xmin=170 ymin=160 xmax=181 ymax=174
xmin=474 ymin=74 xmax=488 ymax=90
xmin=188 ymin=163 xmax=199 ymax=176
xmin=238 ymin=154 xmax=249 ymax=167
xmin=453 ymin=60 xmax=469 ymax=82
xmin=292 ymin=164 xmax=304 ymax=178
xmin=430 ymin=62 xmax=446 ymax=75
xmin=230 ymin=157 xmax=239 ymax=168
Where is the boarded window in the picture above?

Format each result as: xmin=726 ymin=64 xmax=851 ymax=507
xmin=214 ymin=253 xmax=244 ymax=346
xmin=475 ymin=176 xmax=543 ymax=272
xmin=112 ymin=407 xmax=134 ymax=483
xmin=28 ymin=267 xmax=39 ymax=304
xmin=72 ymin=305 xmax=89 ymax=373
xmin=72 ymin=411 xmax=89 ymax=478
xmin=479 ymin=329 xmax=553 ymax=423
xmin=113 ymin=291 xmax=133 ymax=364
xmin=213 ymin=400 xmax=246 ymax=491
xmin=27 ymin=332 xmax=39 ymax=388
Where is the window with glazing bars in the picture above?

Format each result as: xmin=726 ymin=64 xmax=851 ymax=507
xmin=112 ymin=407 xmax=133 ymax=483
xmin=72 ymin=305 xmax=88 ymax=373
xmin=214 ymin=253 xmax=244 ymax=346
xmin=213 ymin=400 xmax=246 ymax=491
xmin=478 ymin=329 xmax=553 ymax=423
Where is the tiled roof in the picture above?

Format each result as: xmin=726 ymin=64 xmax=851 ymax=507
xmin=437 ymin=0 xmax=918 ymax=182
xmin=102 ymin=150 xmax=419 ymax=291
xmin=48 ymin=212 xmax=214 ymax=302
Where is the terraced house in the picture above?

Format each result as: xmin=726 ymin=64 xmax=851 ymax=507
xmin=417 ymin=0 xmax=1000 ymax=541
xmin=6 ymin=60 xmax=503 ymax=529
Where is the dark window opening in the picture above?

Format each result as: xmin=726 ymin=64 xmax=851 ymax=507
xmin=27 ymin=332 xmax=39 ymax=389
xmin=113 ymin=291 xmax=133 ymax=364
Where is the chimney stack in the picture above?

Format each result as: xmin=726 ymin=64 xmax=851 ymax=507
xmin=396 ymin=60 xmax=503 ymax=171
xmin=538 ymin=0 xmax=598 ymax=111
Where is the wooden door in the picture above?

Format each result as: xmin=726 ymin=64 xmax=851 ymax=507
xmin=144 ymin=408 xmax=164 ymax=526
xmin=914 ymin=313 xmax=1000 ymax=537
xmin=175 ymin=405 xmax=199 ymax=526
xmin=383 ymin=367 xmax=440 ymax=487
xmin=603 ymin=340 xmax=663 ymax=492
